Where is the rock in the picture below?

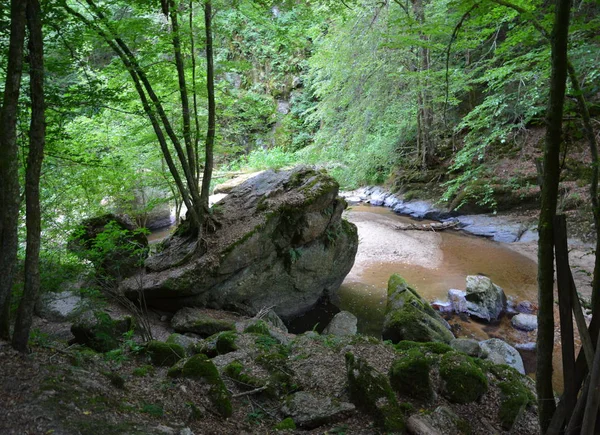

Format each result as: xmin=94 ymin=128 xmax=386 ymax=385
xmin=439 ymin=351 xmax=488 ymax=403
xmin=120 ymin=167 xmax=358 ymax=319
xmin=511 ymin=313 xmax=537 ymax=331
xmin=322 ymin=311 xmax=358 ymax=336
xmin=368 ymin=187 xmax=389 ymax=206
xmin=456 ymin=215 xmax=525 ymax=243
xmin=383 ymin=195 xmax=401 ymax=208
xmin=447 ymin=289 xmax=468 ymax=313
xmin=70 ymin=311 xmax=133 ymax=352
xmin=514 ymin=342 xmax=536 ymax=351
xmin=382 ymin=274 xmax=454 ymax=344
xmin=480 ymin=338 xmax=525 ymax=374
xmin=407 ymin=415 xmax=443 ymax=435
xmin=432 ymin=300 xmax=453 ymax=313
xmin=345 ymin=352 xmax=405 ymax=432
xmin=465 ymin=275 xmax=507 ymax=322
xmin=393 ymin=200 xmax=453 ymax=220
xmin=281 ymin=391 xmax=355 ymax=428
xmin=146 ymin=340 xmax=186 ymax=366
xmin=516 ymin=300 xmax=537 ymax=314
xmin=171 ymin=308 xmax=235 ymax=337
xmin=389 ymin=348 xmax=433 ymax=400
xmin=166 ymin=333 xmax=200 ymax=356
xmin=517 ymin=228 xmax=539 ymax=243
xmin=498 ymin=380 xmax=532 ymax=430
xmin=450 ymin=338 xmax=485 ymax=358
xmin=213 ymin=171 xmax=265 ymax=194
xmin=277 ymin=100 xmax=290 ymax=114
xmin=68 ymin=213 xmax=148 ymax=279
xmin=36 ymin=290 xmax=87 ymax=321
xmin=262 ymin=309 xmax=288 ymax=332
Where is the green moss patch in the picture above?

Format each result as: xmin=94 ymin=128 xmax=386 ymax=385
xmin=274 ymin=417 xmax=296 ymax=430
xmin=394 ymin=340 xmax=452 ymax=355
xmin=440 ymin=352 xmax=488 ymax=404
xmin=244 ymin=319 xmax=271 ymax=335
xmin=146 ymin=340 xmax=186 ymax=367
xmin=181 ymin=354 xmax=232 ymax=418
xmin=498 ymin=380 xmax=531 ymax=430
xmin=389 ymin=348 xmax=433 ymax=400
xmin=345 ymin=352 xmax=405 ymax=432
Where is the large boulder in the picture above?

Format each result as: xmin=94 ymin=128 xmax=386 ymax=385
xmin=322 ymin=311 xmax=358 ymax=336
xmin=465 ymin=275 xmax=507 ymax=322
xmin=120 ymin=167 xmax=358 ymax=319
xmin=382 ymin=274 xmax=454 ymax=344
xmin=281 ymin=391 xmax=355 ymax=428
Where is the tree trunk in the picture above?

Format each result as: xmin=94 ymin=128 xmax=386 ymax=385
xmin=200 ymin=0 xmax=215 ymax=213
xmin=13 ymin=0 xmax=45 ymax=352
xmin=536 ymin=0 xmax=572 ymax=431
xmin=0 ymin=0 xmax=27 ymax=339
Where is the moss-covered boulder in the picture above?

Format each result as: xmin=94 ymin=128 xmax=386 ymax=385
xmin=244 ymin=319 xmax=271 ymax=335
xmin=166 ymin=333 xmax=199 ymax=356
xmin=389 ymin=348 xmax=433 ymax=400
xmin=179 ymin=354 xmax=232 ymax=418
xmin=439 ymin=352 xmax=488 ymax=404
xmin=345 ymin=352 xmax=405 ymax=432
xmin=382 ymin=275 xmax=454 ymax=344
xmin=120 ymin=167 xmax=358 ymax=318
xmin=498 ymin=380 xmax=531 ymax=430
xmin=70 ymin=311 xmax=133 ymax=352
xmin=193 ymin=331 xmax=239 ymax=357
xmin=171 ymin=308 xmax=236 ymax=337
xmin=146 ymin=340 xmax=186 ymax=366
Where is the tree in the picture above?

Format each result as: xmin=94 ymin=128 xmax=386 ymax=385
xmin=536 ymin=0 xmax=572 ymax=430
xmin=0 ymin=0 xmax=27 ymax=339
xmin=12 ymin=0 xmax=46 ymax=352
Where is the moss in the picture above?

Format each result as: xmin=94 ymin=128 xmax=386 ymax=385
xmin=345 ymin=352 xmax=405 ymax=432
xmin=132 ymin=365 xmax=154 ymax=377
xmin=146 ymin=340 xmax=186 ymax=366
xmin=439 ymin=352 xmax=488 ymax=404
xmin=216 ymin=331 xmax=238 ymax=354
xmin=389 ymin=348 xmax=433 ymax=400
xmin=224 ymin=361 xmax=264 ymax=389
xmin=191 ymin=317 xmax=236 ymax=337
xmin=394 ymin=340 xmax=452 ymax=355
xmin=497 ymin=380 xmax=530 ymax=430
xmin=383 ymin=303 xmax=454 ymax=344
xmin=274 ymin=417 xmax=296 ymax=430
xmin=387 ymin=274 xmax=409 ymax=297
xmin=181 ymin=354 xmax=232 ymax=418
xmin=244 ymin=320 xmax=271 ymax=335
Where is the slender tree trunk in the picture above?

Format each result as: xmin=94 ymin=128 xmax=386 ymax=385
xmin=0 ymin=0 xmax=27 ymax=339
xmin=13 ymin=0 xmax=45 ymax=352
xmin=536 ymin=0 xmax=572 ymax=430
xmin=200 ymin=0 xmax=215 ymax=212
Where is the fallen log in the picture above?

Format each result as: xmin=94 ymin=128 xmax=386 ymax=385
xmin=394 ymin=221 xmax=459 ymax=232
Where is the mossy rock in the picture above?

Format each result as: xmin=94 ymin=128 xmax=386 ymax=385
xmin=216 ymin=331 xmax=238 ymax=355
xmin=440 ymin=352 xmax=488 ymax=404
xmin=394 ymin=340 xmax=452 ymax=355
xmin=166 ymin=333 xmax=198 ymax=355
xmin=181 ymin=354 xmax=232 ymax=418
xmin=244 ymin=319 xmax=271 ymax=335
xmin=498 ymin=380 xmax=531 ymax=430
xmin=345 ymin=352 xmax=405 ymax=432
xmin=274 ymin=417 xmax=296 ymax=430
xmin=224 ymin=361 xmax=264 ymax=389
xmin=70 ymin=311 xmax=133 ymax=353
xmin=132 ymin=365 xmax=155 ymax=377
xmin=146 ymin=340 xmax=186 ymax=367
xmin=383 ymin=274 xmax=454 ymax=344
xmin=389 ymin=348 xmax=433 ymax=400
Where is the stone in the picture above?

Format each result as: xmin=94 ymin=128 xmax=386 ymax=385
xmin=389 ymin=348 xmax=433 ymax=400
xmin=514 ymin=342 xmax=536 ymax=351
xmin=171 ymin=308 xmax=235 ymax=337
xmin=368 ymin=187 xmax=389 ymax=206
xmin=480 ymin=338 xmax=525 ymax=374
xmin=146 ymin=340 xmax=186 ymax=366
xmin=465 ymin=275 xmax=507 ymax=322
xmin=262 ymin=309 xmax=288 ymax=333
xmin=439 ymin=351 xmax=488 ymax=403
xmin=345 ymin=353 xmax=405 ymax=432
xmin=383 ymin=195 xmax=401 ymax=208
xmin=213 ymin=171 xmax=265 ymax=194
xmin=281 ymin=391 xmax=355 ymax=428
xmin=432 ymin=300 xmax=453 ymax=313
xmin=36 ymin=290 xmax=87 ymax=322
xmin=511 ymin=313 xmax=537 ymax=331
xmin=322 ymin=311 xmax=358 ymax=336
xmin=450 ymin=338 xmax=485 ymax=358
xmin=516 ymin=300 xmax=537 ymax=314
xmin=120 ymin=167 xmax=358 ymax=319
xmin=382 ymin=274 xmax=454 ymax=344
xmin=407 ymin=415 xmax=443 ymax=435
xmin=70 ymin=311 xmax=133 ymax=352
xmin=166 ymin=333 xmax=200 ymax=356
xmin=456 ymin=215 xmax=525 ymax=243
xmin=447 ymin=289 xmax=468 ymax=313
